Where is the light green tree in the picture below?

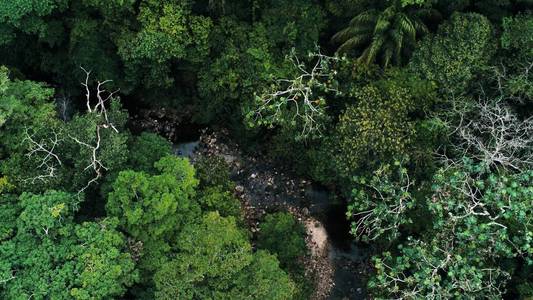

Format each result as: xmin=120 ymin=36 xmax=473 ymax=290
xmin=106 ymin=156 xmax=200 ymax=272
xmin=0 ymin=191 xmax=138 ymax=299
xmin=154 ymin=212 xmax=295 ymax=300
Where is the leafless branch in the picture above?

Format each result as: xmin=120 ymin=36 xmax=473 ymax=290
xmin=23 ymin=128 xmax=62 ymax=184
xmin=70 ymin=67 xmax=120 ymax=194
xmin=444 ymin=98 xmax=533 ymax=171
xmin=80 ymin=67 xmax=119 ymax=133
xmin=55 ymin=93 xmax=71 ymax=121
xmin=490 ymin=61 xmax=533 ymax=104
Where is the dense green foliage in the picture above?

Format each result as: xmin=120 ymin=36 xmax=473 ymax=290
xmin=0 ymin=191 xmax=138 ymax=299
xmin=409 ymin=12 xmax=495 ymax=94
xmin=154 ymin=212 xmax=295 ymax=299
xmin=257 ymin=212 xmax=307 ymax=269
xmin=0 ymin=0 xmax=532 ymax=299
xmin=106 ymin=156 xmax=200 ymax=273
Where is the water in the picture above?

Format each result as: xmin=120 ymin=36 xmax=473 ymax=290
xmin=305 ymin=184 xmax=369 ymax=299
xmin=173 ymin=141 xmax=200 ymax=158
xmin=325 ymin=208 xmax=369 ymax=299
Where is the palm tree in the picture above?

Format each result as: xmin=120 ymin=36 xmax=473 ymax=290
xmin=332 ymin=1 xmax=439 ymax=68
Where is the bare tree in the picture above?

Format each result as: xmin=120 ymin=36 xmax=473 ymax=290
xmin=80 ymin=67 xmax=120 ymax=133
xmin=23 ymin=128 xmax=62 ymax=184
xmin=20 ymin=68 xmax=121 ymax=195
xmin=69 ymin=67 xmax=121 ymax=194
xmin=444 ymin=97 xmax=533 ymax=171
xmin=251 ymin=48 xmax=341 ymax=137
xmin=350 ymin=164 xmax=414 ymax=242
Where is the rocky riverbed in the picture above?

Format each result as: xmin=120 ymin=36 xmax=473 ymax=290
xmin=130 ymin=109 xmax=371 ymax=299
xmin=184 ymin=129 xmax=371 ymax=300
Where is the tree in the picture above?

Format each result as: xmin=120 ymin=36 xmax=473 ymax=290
xmin=154 ymin=212 xmax=295 ymax=300
xmin=371 ymin=237 xmax=511 ymax=299
xmin=0 ymin=1 xmax=135 ymax=93
xmin=0 ymin=0 xmax=68 ymax=46
xmin=0 ymin=66 xmax=64 ymax=193
xmin=334 ymin=83 xmax=415 ymax=175
xmin=366 ymin=161 xmax=533 ymax=299
xmin=247 ymin=48 xmax=341 ymax=139
xmin=106 ymin=156 xmax=200 ymax=272
xmin=63 ymin=97 xmax=130 ymax=195
xmin=332 ymin=0 xmax=439 ymax=67
xmin=443 ymin=97 xmax=533 ymax=171
xmin=0 ymin=66 xmax=57 ymax=158
xmin=409 ymin=12 xmax=494 ymax=94
xmin=197 ymin=186 xmax=242 ymax=219
xmin=194 ymin=155 xmax=235 ymax=192
xmin=229 ymin=250 xmax=296 ymax=300
xmin=257 ymin=212 xmax=307 ymax=269
xmin=117 ymin=0 xmax=212 ymax=88
xmin=259 ymin=0 xmax=325 ymax=55
xmin=1 ymin=70 xmax=131 ymax=195
xmin=126 ymin=132 xmax=172 ymax=174
xmin=348 ymin=160 xmax=415 ymax=242
xmin=497 ymin=13 xmax=533 ymax=104
xmin=0 ymin=191 xmax=138 ymax=299
xmin=501 ymin=12 xmax=533 ymax=61
xmin=196 ymin=18 xmax=276 ymax=124
xmin=100 ymin=131 xmax=172 ymax=198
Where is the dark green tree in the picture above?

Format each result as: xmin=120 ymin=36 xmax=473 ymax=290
xmin=409 ymin=12 xmax=494 ymax=94
xmin=127 ymin=132 xmax=172 ymax=174
xmin=257 ymin=212 xmax=307 ymax=269
xmin=197 ymin=186 xmax=242 ymax=219
xmin=116 ymin=0 xmax=212 ymax=88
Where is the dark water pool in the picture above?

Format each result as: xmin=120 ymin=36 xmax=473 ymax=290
xmin=305 ymin=184 xmax=370 ymax=299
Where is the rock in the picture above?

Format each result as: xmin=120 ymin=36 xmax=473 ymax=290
xmin=235 ymin=185 xmax=244 ymax=193
xmin=302 ymin=207 xmax=310 ymax=215
xmin=221 ymin=154 xmax=236 ymax=164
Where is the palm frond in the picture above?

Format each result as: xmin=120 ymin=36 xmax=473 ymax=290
xmin=331 ymin=27 xmax=354 ymax=43
xmin=412 ymin=18 xmax=429 ymax=35
xmin=365 ymin=36 xmax=385 ymax=65
xmin=374 ymin=18 xmax=391 ymax=36
xmin=349 ymin=9 xmax=379 ymax=26
xmin=337 ymin=34 xmax=373 ymax=54
xmin=390 ymin=29 xmax=404 ymax=61
xmin=398 ymin=14 xmax=416 ymax=42
xmin=334 ymin=2 xmax=438 ymax=67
